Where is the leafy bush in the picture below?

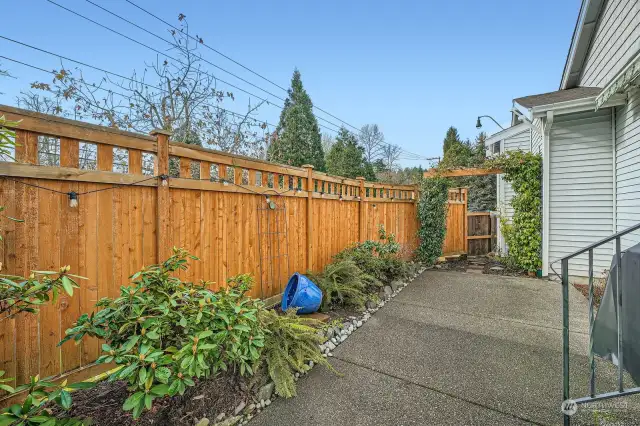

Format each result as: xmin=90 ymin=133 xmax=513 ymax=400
xmin=0 ymin=266 xmax=92 ymax=426
xmin=61 ymin=249 xmax=265 ymax=418
xmin=486 ymin=151 xmax=542 ymax=272
xmin=258 ymin=309 xmax=331 ymax=398
xmin=333 ymin=225 xmax=406 ymax=283
xmin=311 ymin=260 xmax=379 ymax=311
xmin=416 ymin=177 xmax=449 ymax=264
xmin=0 ymin=375 xmax=94 ymax=426
xmin=1 ymin=266 xmax=82 ymax=320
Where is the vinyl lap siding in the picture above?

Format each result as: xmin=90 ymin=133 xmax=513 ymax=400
xmin=501 ymin=130 xmax=530 ymax=223
xmin=549 ymin=109 xmax=614 ymax=277
xmin=531 ymin=119 xmax=543 ymax=154
xmin=580 ymin=0 xmax=640 ymax=87
xmin=616 ymin=87 xmax=640 ymax=248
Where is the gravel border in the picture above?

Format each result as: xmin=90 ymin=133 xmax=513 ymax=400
xmin=216 ymin=266 xmax=429 ymax=426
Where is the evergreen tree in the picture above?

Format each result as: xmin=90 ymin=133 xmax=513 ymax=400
xmin=325 ymin=127 xmax=374 ymax=179
xmin=268 ymin=69 xmax=325 ymax=170
xmin=467 ymin=132 xmax=496 ymax=211
xmin=442 ymin=126 xmax=462 ymax=155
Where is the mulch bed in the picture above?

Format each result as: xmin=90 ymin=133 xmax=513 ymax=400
xmin=434 ymin=259 xmax=468 ymax=272
xmin=482 ymin=258 xmax=535 ymax=278
xmin=573 ymin=283 xmax=605 ymax=308
xmin=53 ymin=370 xmax=257 ymax=426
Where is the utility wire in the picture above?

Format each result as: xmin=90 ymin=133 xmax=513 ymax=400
xmin=0 ymin=55 xmax=281 ymax=132
xmin=84 ymin=0 xmax=288 ymax=105
xmin=123 ymin=0 xmax=288 ymax=93
xmin=43 ymin=0 xmax=344 ymax=134
xmin=44 ymin=0 xmax=432 ymax=161
xmin=122 ymin=0 xmax=365 ymax=133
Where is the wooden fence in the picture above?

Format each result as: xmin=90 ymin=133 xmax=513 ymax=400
xmin=0 ymin=105 xmax=419 ymax=392
xmin=442 ymin=188 xmax=467 ymax=255
xmin=467 ymin=212 xmax=496 ymax=256
xmin=441 ymin=188 xmax=495 ymax=257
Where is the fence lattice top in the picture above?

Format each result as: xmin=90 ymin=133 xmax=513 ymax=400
xmin=1 ymin=104 xmax=417 ymax=202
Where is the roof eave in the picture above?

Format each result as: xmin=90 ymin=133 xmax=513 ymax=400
xmin=528 ymin=93 xmax=627 ymax=118
xmin=485 ymin=122 xmax=530 ymax=145
xmin=560 ymin=0 xmax=606 ymax=90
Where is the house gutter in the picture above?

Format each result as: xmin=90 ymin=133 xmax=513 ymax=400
xmin=529 ymin=94 xmax=627 ymax=119
xmin=542 ymin=111 xmax=554 ymax=277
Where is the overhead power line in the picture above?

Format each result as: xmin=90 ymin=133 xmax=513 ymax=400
xmin=58 ymin=0 xmax=431 ymax=160
xmin=44 ymin=0 xmax=345 ymax=135
xmin=0 ymin=55 xmax=281 ymax=132
xmin=121 ymin=0 xmax=364 ymax=134
xmin=34 ymin=1 xmax=434 ymax=161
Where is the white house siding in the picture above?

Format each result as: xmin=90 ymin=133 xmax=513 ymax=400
xmin=580 ymin=0 xmax=640 ymax=87
xmin=615 ymin=87 xmax=640 ymax=248
xmin=501 ymin=130 xmax=530 ymax=222
xmin=531 ymin=119 xmax=543 ymax=154
xmin=496 ymin=129 xmax=530 ymax=253
xmin=548 ymin=109 xmax=614 ymax=277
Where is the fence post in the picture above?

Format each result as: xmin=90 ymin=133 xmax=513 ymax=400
xmin=357 ymin=177 xmax=366 ymax=242
xmin=151 ymin=129 xmax=172 ymax=262
xmin=303 ymin=164 xmax=314 ymax=272
xmin=463 ymin=187 xmax=469 ymax=254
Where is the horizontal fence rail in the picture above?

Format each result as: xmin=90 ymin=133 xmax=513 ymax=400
xmin=0 ymin=104 xmax=420 ymax=396
xmin=561 ymin=221 xmax=640 ymax=425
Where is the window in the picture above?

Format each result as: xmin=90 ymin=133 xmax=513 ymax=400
xmin=169 ymin=156 xmax=180 ymax=177
xmin=491 ymin=141 xmax=501 ymax=154
xmin=141 ymin=153 xmax=155 ymax=176
xmin=113 ymin=148 xmax=129 ymax=174
xmin=190 ymin=161 xmax=201 ymax=179
xmin=0 ymin=131 xmax=15 ymax=162
xmin=38 ymin=136 xmax=60 ymax=166
xmin=210 ymin=164 xmax=219 ymax=182
xmin=255 ymin=171 xmax=263 ymax=186
xmin=79 ymin=142 xmax=97 ymax=170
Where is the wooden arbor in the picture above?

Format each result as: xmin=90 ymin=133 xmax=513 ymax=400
xmin=424 ymin=167 xmax=503 ymax=256
xmin=423 ymin=167 xmax=502 ymax=178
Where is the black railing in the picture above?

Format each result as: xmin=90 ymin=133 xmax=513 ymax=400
xmin=561 ymin=222 xmax=640 ymax=425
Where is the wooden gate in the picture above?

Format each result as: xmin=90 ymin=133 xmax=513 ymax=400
xmin=442 ymin=188 xmax=467 ymax=256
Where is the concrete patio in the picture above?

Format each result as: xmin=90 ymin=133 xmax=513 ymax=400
xmin=251 ymin=270 xmax=640 ymax=425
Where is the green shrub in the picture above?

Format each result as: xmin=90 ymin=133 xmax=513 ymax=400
xmin=1 ymin=266 xmax=92 ymax=426
xmin=1 ymin=266 xmax=82 ymax=318
xmin=333 ymin=225 xmax=408 ymax=283
xmin=486 ymin=151 xmax=542 ymax=272
xmin=417 ymin=177 xmax=449 ymax=264
xmin=259 ymin=309 xmax=332 ymax=398
xmin=0 ymin=375 xmax=94 ymax=426
xmin=311 ymin=260 xmax=379 ymax=311
xmin=61 ymin=248 xmax=265 ymax=419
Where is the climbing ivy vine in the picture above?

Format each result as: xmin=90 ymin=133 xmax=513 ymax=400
xmin=486 ymin=151 xmax=542 ymax=272
xmin=416 ymin=177 xmax=449 ymax=265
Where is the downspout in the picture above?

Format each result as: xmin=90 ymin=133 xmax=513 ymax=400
xmin=612 ymin=107 xmax=617 ymax=240
xmin=542 ymin=111 xmax=554 ymax=277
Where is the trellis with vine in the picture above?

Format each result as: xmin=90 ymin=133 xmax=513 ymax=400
xmin=486 ymin=151 xmax=542 ymax=272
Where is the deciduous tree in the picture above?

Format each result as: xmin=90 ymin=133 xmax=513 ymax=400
xmin=358 ymin=124 xmax=385 ymax=163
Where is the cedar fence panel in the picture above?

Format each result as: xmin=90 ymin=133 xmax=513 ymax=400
xmin=0 ymin=105 xmax=419 ymax=394
xmin=467 ymin=212 xmax=495 ymax=256
xmin=442 ymin=188 xmax=467 ymax=256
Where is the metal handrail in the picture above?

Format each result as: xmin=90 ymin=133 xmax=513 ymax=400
xmin=562 ymin=222 xmax=640 ymax=425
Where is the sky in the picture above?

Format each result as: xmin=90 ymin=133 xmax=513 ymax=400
xmin=0 ymin=0 xmax=581 ymax=167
